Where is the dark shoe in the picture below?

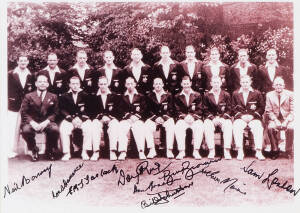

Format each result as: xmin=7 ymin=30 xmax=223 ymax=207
xmin=270 ymin=151 xmax=279 ymax=160
xmin=31 ymin=147 xmax=39 ymax=162
xmin=47 ymin=152 xmax=56 ymax=161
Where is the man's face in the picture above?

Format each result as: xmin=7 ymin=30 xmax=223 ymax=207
xmin=211 ymin=78 xmax=221 ymax=90
xmin=181 ymin=79 xmax=192 ymax=92
xmin=17 ymin=56 xmax=29 ymax=70
xmin=210 ymin=49 xmax=220 ymax=62
xmin=35 ymin=75 xmax=49 ymax=91
xmin=238 ymin=51 xmax=248 ymax=63
xmin=185 ymin=46 xmax=195 ymax=60
xmin=240 ymin=78 xmax=251 ymax=90
xmin=47 ymin=54 xmax=58 ymax=69
xmin=266 ymin=50 xmax=277 ymax=63
xmin=76 ymin=52 xmax=88 ymax=67
xmin=273 ymin=79 xmax=285 ymax=93
xmin=98 ymin=78 xmax=109 ymax=93
xmin=160 ymin=47 xmax=171 ymax=60
xmin=153 ymin=78 xmax=164 ymax=92
xmin=69 ymin=78 xmax=81 ymax=92
xmin=131 ymin=50 xmax=142 ymax=63
xmin=104 ymin=52 xmax=114 ymax=65
xmin=125 ymin=78 xmax=136 ymax=92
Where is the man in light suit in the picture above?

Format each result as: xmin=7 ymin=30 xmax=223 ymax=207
xmin=232 ymin=75 xmax=265 ymax=160
xmin=21 ymin=73 xmax=59 ymax=161
xmin=265 ymin=77 xmax=294 ymax=159
xmin=174 ymin=76 xmax=204 ymax=160
xmin=59 ymin=76 xmax=92 ymax=161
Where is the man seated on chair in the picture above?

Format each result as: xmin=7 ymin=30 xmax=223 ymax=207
xmin=232 ymin=75 xmax=265 ymax=160
xmin=90 ymin=76 xmax=122 ymax=161
xmin=265 ymin=77 xmax=294 ymax=159
xmin=174 ymin=76 xmax=204 ymax=160
xmin=59 ymin=75 xmax=92 ymax=161
xmin=20 ymin=73 xmax=59 ymax=161
xmin=145 ymin=77 xmax=175 ymax=159
xmin=203 ymin=76 xmax=233 ymax=159
xmin=118 ymin=77 xmax=147 ymax=160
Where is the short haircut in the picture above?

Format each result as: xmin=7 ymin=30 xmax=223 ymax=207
xmin=125 ymin=76 xmax=136 ymax=83
xmin=131 ymin=48 xmax=142 ymax=55
xmin=238 ymin=48 xmax=248 ymax=55
xmin=98 ymin=76 xmax=108 ymax=82
xmin=273 ymin=76 xmax=285 ymax=85
xmin=185 ymin=45 xmax=195 ymax=52
xmin=153 ymin=77 xmax=163 ymax=84
xmin=240 ymin=74 xmax=252 ymax=82
xmin=69 ymin=75 xmax=80 ymax=83
xmin=160 ymin=45 xmax=170 ymax=52
xmin=48 ymin=52 xmax=58 ymax=58
xmin=77 ymin=50 xmax=87 ymax=57
xmin=182 ymin=75 xmax=191 ymax=82
xmin=36 ymin=72 xmax=49 ymax=82
xmin=103 ymin=50 xmax=113 ymax=57
xmin=18 ymin=54 xmax=28 ymax=60
xmin=209 ymin=47 xmax=220 ymax=55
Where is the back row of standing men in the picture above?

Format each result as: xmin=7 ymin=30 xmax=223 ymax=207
xmin=7 ymin=45 xmax=293 ymax=162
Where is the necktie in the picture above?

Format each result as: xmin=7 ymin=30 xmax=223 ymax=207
xmin=39 ymin=91 xmax=43 ymax=102
xmin=278 ymin=94 xmax=284 ymax=121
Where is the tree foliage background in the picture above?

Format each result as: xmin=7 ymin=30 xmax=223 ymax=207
xmin=7 ymin=2 xmax=293 ymax=83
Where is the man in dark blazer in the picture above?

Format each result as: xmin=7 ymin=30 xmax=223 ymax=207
xmin=232 ymin=75 xmax=265 ymax=161
xmin=90 ymin=76 xmax=122 ymax=161
xmin=145 ymin=77 xmax=175 ymax=159
xmin=202 ymin=47 xmax=230 ymax=92
xmin=68 ymin=50 xmax=94 ymax=94
xmin=92 ymin=50 xmax=123 ymax=95
xmin=20 ymin=73 xmax=59 ymax=161
xmin=180 ymin=45 xmax=204 ymax=94
xmin=152 ymin=46 xmax=185 ymax=95
xmin=8 ymin=54 xmax=35 ymax=158
xmin=203 ymin=76 xmax=233 ymax=159
xmin=174 ymin=76 xmax=204 ymax=160
xmin=59 ymin=75 xmax=92 ymax=161
xmin=118 ymin=77 xmax=148 ymax=160
xmin=228 ymin=49 xmax=258 ymax=94
xmin=122 ymin=48 xmax=152 ymax=95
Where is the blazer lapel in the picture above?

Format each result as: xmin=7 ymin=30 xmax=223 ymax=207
xmin=32 ymin=91 xmax=42 ymax=106
xmin=279 ymin=91 xmax=288 ymax=105
xmin=182 ymin=62 xmax=189 ymax=76
xmin=238 ymin=92 xmax=245 ymax=106
xmin=179 ymin=94 xmax=187 ymax=107
xmin=160 ymin=93 xmax=168 ymax=103
xmin=208 ymin=93 xmax=217 ymax=105
xmin=189 ymin=93 xmax=196 ymax=106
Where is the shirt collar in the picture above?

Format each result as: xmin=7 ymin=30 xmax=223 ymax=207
xmin=73 ymin=63 xmax=90 ymax=71
xmin=209 ymin=88 xmax=221 ymax=94
xmin=104 ymin=63 xmax=117 ymax=70
xmin=45 ymin=65 xmax=60 ymax=73
xmin=208 ymin=60 xmax=223 ymax=67
xmin=158 ymin=58 xmax=175 ymax=66
xmin=129 ymin=61 xmax=145 ymax=68
xmin=153 ymin=89 xmax=167 ymax=96
xmin=96 ymin=88 xmax=112 ymax=96
xmin=13 ymin=67 xmax=31 ymax=75
xmin=68 ymin=88 xmax=83 ymax=93
xmin=125 ymin=89 xmax=138 ymax=96
xmin=180 ymin=89 xmax=195 ymax=96
xmin=236 ymin=61 xmax=251 ymax=69
xmin=238 ymin=87 xmax=254 ymax=93
xmin=265 ymin=61 xmax=279 ymax=68
xmin=184 ymin=58 xmax=198 ymax=64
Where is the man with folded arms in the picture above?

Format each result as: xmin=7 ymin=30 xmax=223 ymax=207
xmin=203 ymin=76 xmax=233 ymax=159
xmin=90 ymin=76 xmax=122 ymax=161
xmin=174 ymin=76 xmax=204 ymax=160
xmin=232 ymin=75 xmax=265 ymax=160
xmin=145 ymin=77 xmax=175 ymax=159
xmin=118 ymin=77 xmax=147 ymax=160
xmin=59 ymin=76 xmax=92 ymax=161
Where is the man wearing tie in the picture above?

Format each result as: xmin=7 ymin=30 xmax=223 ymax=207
xmin=118 ymin=77 xmax=147 ymax=160
xmin=203 ymin=76 xmax=233 ymax=159
xmin=232 ymin=75 xmax=265 ymax=160
xmin=174 ymin=76 xmax=204 ymax=160
xmin=180 ymin=45 xmax=204 ymax=94
xmin=59 ymin=76 xmax=92 ymax=161
xmin=145 ymin=77 xmax=175 ymax=159
xmin=265 ymin=77 xmax=294 ymax=159
xmin=90 ymin=76 xmax=122 ymax=161
xmin=8 ymin=54 xmax=35 ymax=158
xmin=20 ymin=73 xmax=59 ymax=161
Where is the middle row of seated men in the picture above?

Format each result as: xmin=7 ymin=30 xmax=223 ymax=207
xmin=21 ymin=70 xmax=293 ymax=162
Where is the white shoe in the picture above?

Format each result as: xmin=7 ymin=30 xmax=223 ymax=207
xmin=147 ymin=148 xmax=157 ymax=159
xmin=166 ymin=149 xmax=174 ymax=159
xmin=90 ymin=152 xmax=100 ymax=161
xmin=110 ymin=151 xmax=117 ymax=161
xmin=255 ymin=150 xmax=265 ymax=161
xmin=118 ymin=152 xmax=126 ymax=161
xmin=81 ymin=151 xmax=90 ymax=161
xmin=61 ymin=153 xmax=71 ymax=161
xmin=193 ymin=150 xmax=201 ymax=159
xmin=208 ymin=149 xmax=215 ymax=159
xmin=139 ymin=151 xmax=147 ymax=160
xmin=176 ymin=151 xmax=185 ymax=160
xmin=224 ymin=149 xmax=232 ymax=160
xmin=237 ymin=150 xmax=244 ymax=161
xmin=8 ymin=152 xmax=17 ymax=159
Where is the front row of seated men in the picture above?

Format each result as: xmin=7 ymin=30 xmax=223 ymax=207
xmin=20 ymin=72 xmax=293 ymax=162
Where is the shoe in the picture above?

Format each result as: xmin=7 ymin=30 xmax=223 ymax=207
xmin=270 ymin=151 xmax=279 ymax=160
xmin=110 ymin=151 xmax=117 ymax=161
xmin=8 ymin=152 xmax=17 ymax=159
xmin=147 ymin=148 xmax=157 ymax=159
xmin=81 ymin=150 xmax=90 ymax=160
xmin=255 ymin=150 xmax=265 ymax=161
xmin=192 ymin=150 xmax=201 ymax=159
xmin=47 ymin=152 xmax=56 ymax=161
xmin=118 ymin=152 xmax=126 ymax=161
xmin=90 ymin=151 xmax=100 ymax=161
xmin=139 ymin=151 xmax=147 ymax=160
xmin=166 ymin=149 xmax=174 ymax=159
xmin=264 ymin=144 xmax=271 ymax=152
xmin=237 ymin=149 xmax=244 ymax=161
xmin=61 ymin=153 xmax=71 ymax=161
xmin=207 ymin=149 xmax=215 ymax=159
xmin=224 ymin=149 xmax=232 ymax=160
xmin=176 ymin=151 xmax=185 ymax=160
xmin=31 ymin=147 xmax=39 ymax=162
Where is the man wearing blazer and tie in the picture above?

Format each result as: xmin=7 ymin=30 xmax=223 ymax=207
xmin=122 ymin=48 xmax=152 ymax=95
xmin=8 ymin=54 xmax=35 ymax=158
xmin=59 ymin=76 xmax=92 ymax=161
xmin=20 ymin=73 xmax=59 ymax=161
xmin=265 ymin=77 xmax=294 ymax=159
xmin=118 ymin=77 xmax=148 ymax=160
xmin=92 ymin=50 xmax=123 ymax=95
xmin=152 ymin=46 xmax=185 ymax=95
xmin=174 ymin=76 xmax=204 ymax=160
xmin=180 ymin=45 xmax=204 ymax=94
xmin=203 ymin=76 xmax=233 ymax=159
xmin=90 ymin=76 xmax=122 ymax=161
xmin=145 ymin=77 xmax=175 ymax=159
xmin=232 ymin=75 xmax=265 ymax=160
